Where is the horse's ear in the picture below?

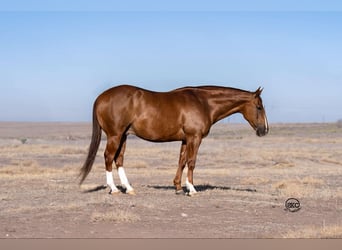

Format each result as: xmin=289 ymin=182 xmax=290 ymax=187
xmin=254 ymin=87 xmax=263 ymax=97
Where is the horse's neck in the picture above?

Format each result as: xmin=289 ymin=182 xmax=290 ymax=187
xmin=205 ymin=89 xmax=251 ymax=124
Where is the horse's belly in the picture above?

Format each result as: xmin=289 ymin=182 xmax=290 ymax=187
xmin=128 ymin=119 xmax=185 ymax=142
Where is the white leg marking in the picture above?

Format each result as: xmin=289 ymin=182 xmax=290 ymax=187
xmin=117 ymin=167 xmax=134 ymax=193
xmin=186 ymin=177 xmax=197 ymax=195
xmin=106 ymin=171 xmax=119 ymax=193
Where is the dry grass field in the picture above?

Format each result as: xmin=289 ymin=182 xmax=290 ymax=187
xmin=0 ymin=122 xmax=341 ymax=238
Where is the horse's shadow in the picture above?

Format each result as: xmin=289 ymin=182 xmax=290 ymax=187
xmin=82 ymin=184 xmax=257 ymax=194
xmin=82 ymin=185 xmax=126 ymax=193
xmin=148 ymin=184 xmax=257 ymax=193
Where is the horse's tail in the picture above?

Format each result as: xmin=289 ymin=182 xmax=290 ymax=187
xmin=79 ymin=104 xmax=102 ymax=185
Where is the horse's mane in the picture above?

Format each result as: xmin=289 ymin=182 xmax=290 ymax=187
xmin=173 ymin=85 xmax=252 ymax=94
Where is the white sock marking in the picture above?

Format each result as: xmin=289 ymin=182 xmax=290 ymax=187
xmin=106 ymin=171 xmax=119 ymax=192
xmin=118 ymin=167 xmax=134 ymax=192
xmin=186 ymin=177 xmax=197 ymax=194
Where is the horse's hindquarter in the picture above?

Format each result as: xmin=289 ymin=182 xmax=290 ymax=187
xmin=130 ymin=89 xmax=211 ymax=141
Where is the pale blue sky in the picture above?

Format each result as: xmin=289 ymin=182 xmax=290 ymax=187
xmin=0 ymin=2 xmax=342 ymax=122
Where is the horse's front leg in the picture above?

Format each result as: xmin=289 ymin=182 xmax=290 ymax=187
xmin=185 ymin=135 xmax=202 ymax=196
xmin=173 ymin=141 xmax=187 ymax=194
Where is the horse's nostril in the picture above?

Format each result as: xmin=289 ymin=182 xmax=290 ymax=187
xmin=256 ymin=127 xmax=268 ymax=137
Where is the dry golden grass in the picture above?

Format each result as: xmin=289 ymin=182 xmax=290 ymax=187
xmin=272 ymin=177 xmax=325 ymax=198
xmin=127 ymin=160 xmax=148 ymax=169
xmin=0 ymin=162 xmax=77 ymax=180
xmin=284 ymin=225 xmax=342 ymax=238
xmin=58 ymin=147 xmax=87 ymax=155
xmin=240 ymin=176 xmax=270 ymax=185
xmin=90 ymin=210 xmax=141 ymax=223
xmin=0 ymin=122 xmax=341 ymax=238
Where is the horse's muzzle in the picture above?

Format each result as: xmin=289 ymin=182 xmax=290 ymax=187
xmin=256 ymin=126 xmax=269 ymax=137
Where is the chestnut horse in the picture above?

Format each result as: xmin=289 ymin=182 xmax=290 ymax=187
xmin=79 ymin=85 xmax=269 ymax=196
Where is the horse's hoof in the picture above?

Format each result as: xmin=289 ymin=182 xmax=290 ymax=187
xmin=175 ymin=189 xmax=184 ymax=195
xmin=109 ymin=190 xmax=121 ymax=195
xmin=126 ymin=190 xmax=136 ymax=195
xmin=187 ymin=191 xmax=197 ymax=197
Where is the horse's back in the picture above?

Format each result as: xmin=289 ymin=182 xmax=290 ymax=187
xmin=94 ymin=85 xmax=212 ymax=140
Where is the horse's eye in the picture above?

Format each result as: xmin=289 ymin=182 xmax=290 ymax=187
xmin=257 ymin=106 xmax=262 ymax=110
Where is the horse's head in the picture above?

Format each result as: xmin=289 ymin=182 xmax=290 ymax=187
xmin=242 ymin=87 xmax=269 ymax=137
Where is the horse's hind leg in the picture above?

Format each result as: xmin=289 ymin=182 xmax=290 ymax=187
xmin=115 ymin=134 xmax=135 ymax=195
xmin=173 ymin=141 xmax=187 ymax=194
xmin=104 ymin=136 xmax=121 ymax=194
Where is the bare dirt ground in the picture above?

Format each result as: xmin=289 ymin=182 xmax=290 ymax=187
xmin=0 ymin=122 xmax=341 ymax=238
